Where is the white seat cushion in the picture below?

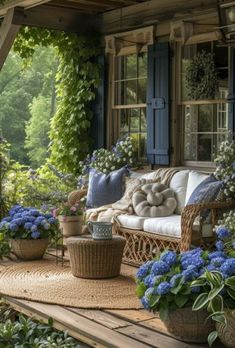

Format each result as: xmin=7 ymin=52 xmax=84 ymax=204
xmin=117 ymin=214 xmax=146 ymax=230
xmin=169 ymin=170 xmax=189 ymax=214
xmin=143 ymin=215 xmax=181 ymax=238
xmin=185 ymin=171 xmax=209 ymax=204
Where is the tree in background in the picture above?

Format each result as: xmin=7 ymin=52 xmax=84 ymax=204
xmin=0 ymin=46 xmax=58 ymax=166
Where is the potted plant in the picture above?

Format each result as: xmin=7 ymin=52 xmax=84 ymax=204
xmin=192 ymin=210 xmax=235 ymax=347
xmin=54 ymin=202 xmax=84 ymax=237
xmin=135 ymin=248 xmax=215 ymax=343
xmin=0 ymin=205 xmax=58 ymax=260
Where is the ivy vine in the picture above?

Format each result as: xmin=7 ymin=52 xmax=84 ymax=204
xmin=14 ymin=27 xmax=101 ymax=175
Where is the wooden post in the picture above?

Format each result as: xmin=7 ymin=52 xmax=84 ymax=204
xmin=0 ymin=8 xmax=21 ymax=70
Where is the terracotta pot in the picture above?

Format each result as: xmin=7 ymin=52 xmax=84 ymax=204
xmin=216 ymin=309 xmax=235 ymax=348
xmin=11 ymin=238 xmax=49 ymax=261
xmin=162 ymin=307 xmax=215 ymax=343
xmin=58 ymin=215 xmax=83 ymax=237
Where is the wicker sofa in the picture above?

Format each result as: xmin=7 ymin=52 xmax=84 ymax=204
xmin=69 ymin=169 xmax=235 ymax=266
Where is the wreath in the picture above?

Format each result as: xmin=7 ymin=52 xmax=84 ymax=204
xmin=185 ymin=50 xmax=218 ymax=100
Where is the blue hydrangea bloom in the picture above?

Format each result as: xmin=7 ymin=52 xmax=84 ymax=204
xmin=151 ymin=261 xmax=170 ymax=275
xmin=145 ymin=287 xmax=155 ymax=297
xmin=144 ymin=274 xmax=155 ymax=287
xmin=9 ymin=223 xmax=18 ymax=232
xmin=206 ymin=264 xmax=217 ymax=272
xmin=136 ymin=261 xmax=154 ymax=279
xmin=31 ymin=231 xmax=41 ymax=239
xmin=29 ymin=209 xmax=40 ymax=217
xmin=182 ymin=266 xmax=199 ymax=281
xmin=208 ymin=251 xmax=226 ymax=260
xmin=24 ymin=222 xmax=33 ymax=230
xmin=181 ymin=255 xmax=205 ymax=270
xmin=48 ymin=217 xmax=57 ymax=224
xmin=157 ymin=281 xmax=171 ymax=295
xmin=42 ymin=223 xmax=50 ymax=230
xmin=216 ymin=226 xmax=231 ymax=240
xmin=220 ymin=259 xmax=235 ymax=276
xmin=211 ymin=257 xmax=226 ymax=267
xmin=31 ymin=225 xmax=37 ymax=232
xmin=170 ymin=274 xmax=183 ymax=287
xmin=215 ymin=240 xmax=224 ymax=251
xmin=160 ymin=251 xmax=177 ymax=266
xmin=141 ymin=296 xmax=149 ymax=309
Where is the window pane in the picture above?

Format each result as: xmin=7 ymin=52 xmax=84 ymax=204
xmin=126 ymin=54 xmax=137 ymax=79
xmin=198 ymin=104 xmax=213 ymax=132
xmin=130 ymin=109 xmax=140 ymax=131
xmin=138 ymin=78 xmax=147 ymax=103
xmin=140 ymin=133 xmax=147 ymax=159
xmin=140 ymin=108 xmax=147 ymax=131
xmin=126 ymin=80 xmax=137 ymax=104
xmin=120 ymin=110 xmax=129 ymax=133
xmin=138 ymin=53 xmax=147 ymax=77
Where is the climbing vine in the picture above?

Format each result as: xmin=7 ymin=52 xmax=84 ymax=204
xmin=13 ymin=27 xmax=100 ymax=175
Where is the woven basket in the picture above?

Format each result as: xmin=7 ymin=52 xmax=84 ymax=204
xmin=216 ymin=309 xmax=235 ymax=348
xmin=11 ymin=238 xmax=49 ymax=261
xmin=67 ymin=235 xmax=126 ymax=279
xmin=162 ymin=307 xmax=215 ymax=343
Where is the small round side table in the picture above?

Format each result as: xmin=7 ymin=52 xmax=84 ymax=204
xmin=66 ymin=235 xmax=126 ymax=279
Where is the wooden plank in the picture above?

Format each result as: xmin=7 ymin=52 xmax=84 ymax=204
xmin=0 ymin=0 xmax=50 ymax=16
xmin=5 ymin=297 xmax=151 ymax=348
xmin=116 ymin=325 xmax=207 ymax=348
xmin=0 ymin=8 xmax=20 ymax=70
xmin=68 ymin=308 xmax=131 ymax=329
xmin=12 ymin=5 xmax=101 ymax=33
xmin=105 ymin=309 xmax=156 ymax=323
xmin=101 ymin=0 xmax=217 ymax=33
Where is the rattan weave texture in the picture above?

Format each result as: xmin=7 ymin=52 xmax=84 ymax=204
xmin=0 ymin=260 xmax=140 ymax=309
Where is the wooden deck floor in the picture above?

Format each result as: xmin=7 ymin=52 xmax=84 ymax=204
xmin=4 ymin=296 xmax=225 ymax=348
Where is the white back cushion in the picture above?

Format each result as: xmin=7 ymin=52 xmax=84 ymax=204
xmin=185 ymin=171 xmax=209 ymax=204
xmin=169 ymin=170 xmax=189 ymax=214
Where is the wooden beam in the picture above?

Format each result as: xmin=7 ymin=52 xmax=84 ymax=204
xmin=101 ymin=0 xmax=218 ymax=34
xmin=0 ymin=8 xmax=20 ymax=70
xmin=0 ymin=0 xmax=51 ymax=16
xmin=11 ymin=5 xmax=101 ymax=33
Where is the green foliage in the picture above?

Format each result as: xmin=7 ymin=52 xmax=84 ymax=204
xmin=14 ymin=27 xmax=101 ymax=175
xmin=25 ymin=96 xmax=53 ymax=167
xmin=0 ymin=313 xmax=86 ymax=347
xmin=185 ymin=50 xmax=218 ymax=100
xmin=0 ymin=138 xmax=10 ymax=220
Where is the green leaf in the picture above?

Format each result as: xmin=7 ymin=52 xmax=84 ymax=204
xmin=149 ymin=295 xmax=160 ymax=308
xmin=48 ymin=317 xmax=53 ymax=327
xmin=159 ymin=304 xmax=169 ymax=321
xmin=225 ymin=276 xmax=235 ymax=289
xmin=170 ymin=276 xmax=185 ymax=295
xmin=208 ymin=285 xmax=224 ymax=301
xmin=208 ymin=331 xmax=218 ymax=347
xmin=192 ymin=293 xmax=209 ymax=311
xmin=135 ymin=282 xmax=147 ymax=298
xmin=174 ymin=295 xmax=188 ymax=308
xmin=191 ymin=279 xmax=207 ymax=287
xmin=210 ymin=295 xmax=223 ymax=313
xmin=227 ymin=287 xmax=235 ymax=300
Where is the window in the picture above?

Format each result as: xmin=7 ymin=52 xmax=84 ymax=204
xmin=181 ymin=42 xmax=229 ymax=164
xmin=113 ymin=52 xmax=147 ymax=161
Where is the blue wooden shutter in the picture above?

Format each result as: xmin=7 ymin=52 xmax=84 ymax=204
xmin=147 ymin=42 xmax=170 ymax=165
xmin=228 ymin=48 xmax=235 ymax=135
xmin=90 ymin=54 xmax=105 ymax=150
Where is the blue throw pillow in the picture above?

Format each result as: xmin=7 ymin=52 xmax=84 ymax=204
xmin=187 ymin=175 xmax=223 ymax=220
xmin=86 ymin=167 xmax=129 ymax=208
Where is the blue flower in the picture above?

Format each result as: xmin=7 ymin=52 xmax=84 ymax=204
xmin=1 ymin=217 xmax=11 ymax=222
xmin=157 ymin=281 xmax=171 ymax=295
xmin=151 ymin=261 xmax=170 ymax=275
xmin=141 ymin=296 xmax=149 ymax=309
xmin=29 ymin=209 xmax=40 ymax=217
xmin=220 ymin=259 xmax=235 ymax=276
xmin=136 ymin=261 xmax=154 ymax=280
xmin=170 ymin=274 xmax=183 ymax=287
xmin=31 ymin=225 xmax=37 ymax=232
xmin=182 ymin=266 xmax=199 ymax=281
xmin=206 ymin=264 xmax=217 ymax=272
xmin=181 ymin=255 xmax=205 ymax=270
xmin=31 ymin=231 xmax=41 ymax=239
xmin=24 ymin=222 xmax=33 ymax=230
xmin=145 ymin=287 xmax=155 ymax=297
xmin=208 ymin=251 xmax=226 ymax=260
xmin=160 ymin=251 xmax=177 ymax=266
xmin=48 ymin=217 xmax=57 ymax=224
xmin=144 ymin=274 xmax=155 ymax=287
xmin=211 ymin=257 xmax=226 ymax=267
xmin=42 ymin=223 xmax=50 ymax=230
xmin=9 ymin=223 xmax=18 ymax=232
xmin=215 ymin=240 xmax=224 ymax=251
xmin=216 ymin=226 xmax=231 ymax=240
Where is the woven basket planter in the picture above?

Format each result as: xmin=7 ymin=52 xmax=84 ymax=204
xmin=67 ymin=235 xmax=126 ymax=279
xmin=162 ymin=307 xmax=215 ymax=343
xmin=11 ymin=238 xmax=49 ymax=261
xmin=216 ymin=309 xmax=235 ymax=348
xmin=58 ymin=215 xmax=83 ymax=237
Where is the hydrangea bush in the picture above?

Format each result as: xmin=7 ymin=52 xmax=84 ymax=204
xmin=0 ymin=205 xmax=58 ymax=240
xmin=136 ymin=222 xmax=235 ymax=323
xmin=78 ymin=136 xmax=134 ymax=186
xmin=214 ymin=139 xmax=235 ymax=198
xmin=54 ymin=202 xmax=84 ymax=217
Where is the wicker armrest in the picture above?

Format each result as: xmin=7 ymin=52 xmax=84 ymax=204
xmin=180 ymin=200 xmax=235 ymax=251
xmin=67 ymin=188 xmax=87 ymax=206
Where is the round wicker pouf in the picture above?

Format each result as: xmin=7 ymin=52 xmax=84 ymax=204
xmin=67 ymin=235 xmax=126 ymax=279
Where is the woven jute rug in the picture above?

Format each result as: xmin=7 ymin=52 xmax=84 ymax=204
xmin=0 ymin=260 xmax=141 ymax=309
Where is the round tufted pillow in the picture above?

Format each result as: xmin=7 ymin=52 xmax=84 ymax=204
xmin=132 ymin=183 xmax=177 ymax=217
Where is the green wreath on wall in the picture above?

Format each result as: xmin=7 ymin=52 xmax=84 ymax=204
xmin=185 ymin=50 xmax=219 ymax=100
